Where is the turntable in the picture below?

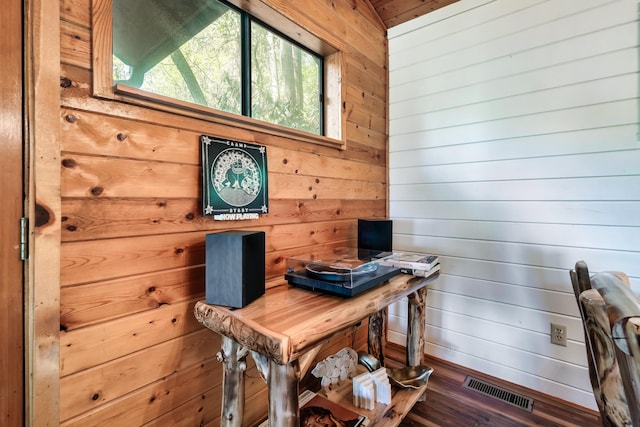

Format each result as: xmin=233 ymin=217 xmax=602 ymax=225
xmin=284 ymin=247 xmax=401 ymax=297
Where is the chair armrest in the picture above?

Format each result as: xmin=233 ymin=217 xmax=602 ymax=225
xmin=591 ymin=272 xmax=640 ymax=344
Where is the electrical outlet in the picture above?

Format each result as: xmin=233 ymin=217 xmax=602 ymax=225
xmin=551 ymin=323 xmax=567 ymax=346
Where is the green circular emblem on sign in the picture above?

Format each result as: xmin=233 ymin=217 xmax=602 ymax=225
xmin=211 ymin=148 xmax=262 ymax=207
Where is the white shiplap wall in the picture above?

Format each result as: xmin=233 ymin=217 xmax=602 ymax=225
xmin=387 ymin=0 xmax=640 ymax=410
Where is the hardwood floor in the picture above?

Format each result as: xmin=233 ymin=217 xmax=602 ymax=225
xmin=384 ymin=346 xmax=602 ymax=427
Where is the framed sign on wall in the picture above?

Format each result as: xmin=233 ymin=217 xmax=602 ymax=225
xmin=201 ymin=135 xmax=268 ymax=220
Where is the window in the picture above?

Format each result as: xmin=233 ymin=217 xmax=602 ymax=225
xmin=110 ymin=0 xmax=323 ymax=136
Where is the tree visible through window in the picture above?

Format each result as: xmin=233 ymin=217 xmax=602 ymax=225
xmin=251 ymin=22 xmax=321 ymax=134
xmin=112 ymin=0 xmax=323 ymax=135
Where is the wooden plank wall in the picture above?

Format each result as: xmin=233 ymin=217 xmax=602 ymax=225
xmin=1 ymin=0 xmax=24 ymax=425
xmin=57 ymin=0 xmax=387 ymax=425
xmin=386 ymin=0 xmax=639 ymax=411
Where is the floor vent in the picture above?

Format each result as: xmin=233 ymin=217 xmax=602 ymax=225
xmin=462 ymin=376 xmax=534 ymax=412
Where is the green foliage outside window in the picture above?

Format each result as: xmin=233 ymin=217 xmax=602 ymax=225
xmin=251 ymin=22 xmax=321 ymax=135
xmin=112 ymin=0 xmax=323 ymax=135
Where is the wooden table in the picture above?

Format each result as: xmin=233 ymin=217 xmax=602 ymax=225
xmin=194 ymin=272 xmax=438 ymax=426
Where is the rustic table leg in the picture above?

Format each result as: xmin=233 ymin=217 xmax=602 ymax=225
xmin=268 ymin=359 xmax=300 ymax=427
xmin=407 ymin=286 xmax=427 ymax=367
xmin=218 ymin=336 xmax=248 ymax=427
xmin=368 ymin=308 xmax=387 ymax=366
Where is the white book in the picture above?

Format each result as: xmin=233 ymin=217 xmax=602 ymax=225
xmin=400 ymin=263 xmax=441 ymax=278
xmin=378 ymin=252 xmax=439 ymax=271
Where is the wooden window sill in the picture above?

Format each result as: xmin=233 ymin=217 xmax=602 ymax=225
xmin=113 ymin=84 xmax=345 ymax=150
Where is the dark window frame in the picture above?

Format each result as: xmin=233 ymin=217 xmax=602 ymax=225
xmin=238 ymin=9 xmax=325 ymax=134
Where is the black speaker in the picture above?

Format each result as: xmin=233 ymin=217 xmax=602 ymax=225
xmin=205 ymin=230 xmax=265 ymax=308
xmin=358 ymin=218 xmax=392 ymax=256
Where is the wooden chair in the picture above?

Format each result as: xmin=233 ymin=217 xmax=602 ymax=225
xmin=570 ymin=261 xmax=640 ymax=426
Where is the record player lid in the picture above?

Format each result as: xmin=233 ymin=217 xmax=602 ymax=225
xmin=284 ymin=247 xmax=402 ymax=296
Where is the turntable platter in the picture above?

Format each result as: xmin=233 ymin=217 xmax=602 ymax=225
xmin=305 ymin=261 xmax=378 ymax=282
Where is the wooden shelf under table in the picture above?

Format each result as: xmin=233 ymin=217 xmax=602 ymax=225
xmin=321 ymin=375 xmax=429 ymax=427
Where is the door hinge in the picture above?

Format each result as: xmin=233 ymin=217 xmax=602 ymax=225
xmin=20 ymin=217 xmax=28 ymax=261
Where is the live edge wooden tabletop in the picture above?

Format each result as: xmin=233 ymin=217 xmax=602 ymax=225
xmin=194 ymin=273 xmax=438 ymax=365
